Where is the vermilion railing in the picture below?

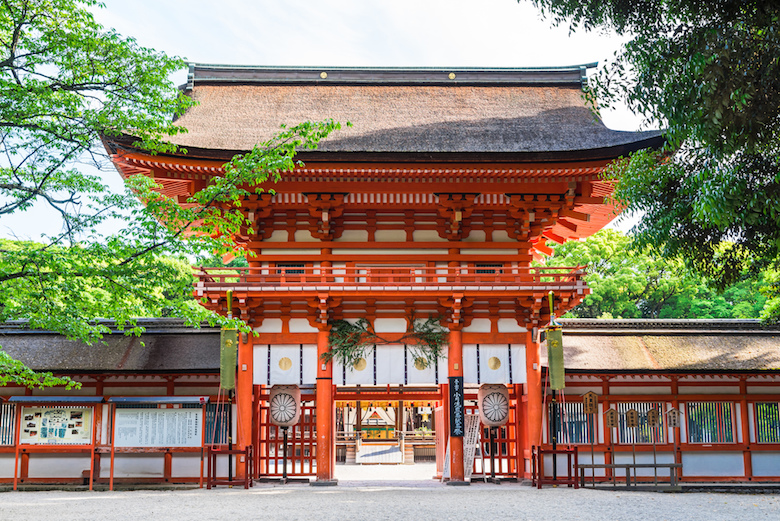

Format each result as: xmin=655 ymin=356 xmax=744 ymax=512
xmin=194 ymin=266 xmax=586 ymax=288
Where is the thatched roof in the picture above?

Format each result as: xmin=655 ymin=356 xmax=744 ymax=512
xmin=0 ymin=319 xmax=219 ymax=372
xmin=165 ymin=64 xmax=662 ymax=160
xmin=543 ymin=319 xmax=780 ymax=371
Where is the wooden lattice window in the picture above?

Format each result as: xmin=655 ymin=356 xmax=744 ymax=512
xmin=755 ymin=402 xmax=780 ymax=443
xmin=686 ymin=401 xmax=735 ymax=444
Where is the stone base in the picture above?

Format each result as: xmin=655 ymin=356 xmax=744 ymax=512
xmin=310 ymin=479 xmax=339 ymax=487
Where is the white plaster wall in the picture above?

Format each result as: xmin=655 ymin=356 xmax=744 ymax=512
xmin=32 ymin=387 xmax=97 ymax=396
xmin=260 ymin=248 xmax=320 ymax=255
xmin=290 ymin=319 xmax=318 ymax=333
xmin=463 ymin=319 xmax=491 ymax=333
xmin=612 ymin=452 xmax=676 ymax=477
xmin=374 ymin=230 xmax=407 ymax=242
xmin=103 ymin=386 xmax=167 ymax=396
xmin=173 ymin=386 xmax=218 ymax=396
xmin=497 ymin=318 xmax=526 ymax=333
xmin=492 ymin=230 xmax=515 ymax=242
xmin=100 ymin=454 xmax=164 ymax=478
xmin=736 ymin=403 xmax=744 ymax=443
xmin=0 ymin=454 xmax=16 ymax=478
xmin=373 ymin=318 xmax=407 ymax=333
xmin=461 ymin=249 xmax=518 ymax=255
xmin=679 ymin=386 xmax=740 ymax=395
xmin=294 ymin=230 xmax=320 ymax=242
xmin=752 ymin=452 xmax=780 ymax=477
xmin=681 ymin=452 xmax=744 ymax=477
xmin=570 ymin=451 xmax=608 ymax=477
xmin=462 ymin=230 xmax=486 ymax=242
xmin=608 ymin=386 xmax=673 ymax=395
xmin=170 ymin=454 xmax=204 ymax=478
xmin=333 ymin=248 xmax=448 ymax=255
xmin=255 ymin=318 xmax=283 ymax=333
xmin=263 ymin=230 xmax=288 ymax=242
xmin=334 ymin=229 xmax=369 ymax=242
xmin=413 ymin=230 xmax=447 ymax=242
xmin=747 ymin=386 xmax=780 ymax=395
xmin=27 ymin=454 xmax=92 ymax=478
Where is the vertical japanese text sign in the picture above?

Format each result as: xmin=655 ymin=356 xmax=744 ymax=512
xmin=449 ymin=376 xmax=465 ymax=437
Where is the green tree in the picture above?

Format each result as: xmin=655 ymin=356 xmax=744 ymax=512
xmin=541 ymin=230 xmax=767 ymax=319
xmin=0 ymin=0 xmax=343 ymax=387
xmin=526 ymin=1 xmax=780 ymax=303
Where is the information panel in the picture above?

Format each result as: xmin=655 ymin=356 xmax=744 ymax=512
xmin=114 ymin=408 xmax=203 ymax=448
xmin=20 ymin=407 xmax=93 ymax=445
xmin=449 ymin=376 xmax=465 ymax=437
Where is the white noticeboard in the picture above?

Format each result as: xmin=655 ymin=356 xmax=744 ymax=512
xmin=114 ymin=408 xmax=203 ymax=448
xmin=20 ymin=406 xmax=93 ymax=445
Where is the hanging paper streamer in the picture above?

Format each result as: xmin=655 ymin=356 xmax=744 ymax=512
xmin=546 ymin=326 xmax=565 ymax=390
xmin=546 ymin=290 xmax=565 ymax=390
xmin=220 ymin=328 xmax=238 ymax=390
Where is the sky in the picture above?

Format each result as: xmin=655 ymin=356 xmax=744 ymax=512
xmin=3 ymin=0 xmax=645 ymax=240
xmin=93 ymin=0 xmax=644 ymax=130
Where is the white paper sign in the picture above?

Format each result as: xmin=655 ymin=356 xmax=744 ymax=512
xmin=114 ymin=408 xmax=203 ymax=447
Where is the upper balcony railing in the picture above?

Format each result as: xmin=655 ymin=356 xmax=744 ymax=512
xmin=194 ymin=266 xmax=586 ymax=294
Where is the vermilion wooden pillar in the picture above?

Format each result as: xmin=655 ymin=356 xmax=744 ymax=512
xmin=314 ymin=327 xmax=337 ymax=485
xmin=236 ymin=331 xmax=253 ymax=478
xmin=525 ymin=329 xmax=543 ymax=459
xmin=448 ymin=328 xmax=466 ymax=483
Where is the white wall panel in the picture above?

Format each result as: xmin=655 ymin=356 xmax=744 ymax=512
xmin=682 ymin=452 xmax=744 ymax=476
xmin=498 ymin=318 xmax=526 ymax=333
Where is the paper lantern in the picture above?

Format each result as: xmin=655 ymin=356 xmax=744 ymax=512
xmin=478 ymin=384 xmax=510 ymax=427
xmin=268 ymin=385 xmax=301 ymax=427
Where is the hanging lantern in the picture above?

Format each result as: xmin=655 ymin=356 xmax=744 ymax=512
xmin=268 ymin=385 xmax=301 ymax=427
xmin=219 ymin=327 xmax=238 ymax=390
xmin=478 ymin=384 xmax=510 ymax=427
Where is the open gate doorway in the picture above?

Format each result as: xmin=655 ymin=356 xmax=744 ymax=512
xmin=332 ymin=385 xmax=442 ymax=482
xmin=253 ymin=384 xmax=524 ymax=483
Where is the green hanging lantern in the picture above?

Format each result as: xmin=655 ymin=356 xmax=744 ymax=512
xmin=546 ymin=290 xmax=565 ymax=390
xmin=220 ymin=327 xmax=238 ymax=390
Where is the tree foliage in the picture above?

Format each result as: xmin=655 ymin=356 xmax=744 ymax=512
xmin=527 ymin=0 xmax=780 ymax=297
xmin=539 ymin=230 xmax=771 ymax=319
xmin=0 ymin=0 xmax=344 ymax=387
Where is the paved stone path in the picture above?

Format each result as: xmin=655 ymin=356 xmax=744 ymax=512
xmin=1 ymin=464 xmax=779 ymax=521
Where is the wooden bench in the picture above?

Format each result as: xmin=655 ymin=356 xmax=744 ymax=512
xmin=578 ymin=462 xmax=681 ymax=487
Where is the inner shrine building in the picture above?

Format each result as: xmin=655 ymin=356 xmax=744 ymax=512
xmin=106 ymin=64 xmax=663 ymax=483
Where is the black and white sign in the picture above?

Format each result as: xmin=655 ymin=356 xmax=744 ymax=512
xmin=114 ymin=408 xmax=203 ymax=447
xmin=449 ymin=376 xmax=465 ymax=437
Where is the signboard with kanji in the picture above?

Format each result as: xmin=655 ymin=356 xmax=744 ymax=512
xmin=647 ymin=408 xmax=660 ymax=427
xmin=448 ymin=376 xmax=465 ymax=437
xmin=583 ymin=391 xmax=598 ymax=414
xmin=666 ymin=408 xmax=681 ymax=428
xmin=626 ymin=409 xmax=639 ymax=428
xmin=605 ymin=408 xmax=619 ymax=428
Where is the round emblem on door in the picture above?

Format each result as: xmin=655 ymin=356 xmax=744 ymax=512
xmin=270 ymin=392 xmax=298 ymax=424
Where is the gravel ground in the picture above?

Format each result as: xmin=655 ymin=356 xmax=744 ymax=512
xmin=1 ymin=464 xmax=779 ymax=521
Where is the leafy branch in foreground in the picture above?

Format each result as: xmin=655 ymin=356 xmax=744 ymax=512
xmin=0 ymin=349 xmax=80 ymax=389
xmin=1 ymin=1 xmax=346 ymax=386
xmin=526 ymin=1 xmax=780 ymax=315
xmin=323 ymin=316 xmax=448 ymax=369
